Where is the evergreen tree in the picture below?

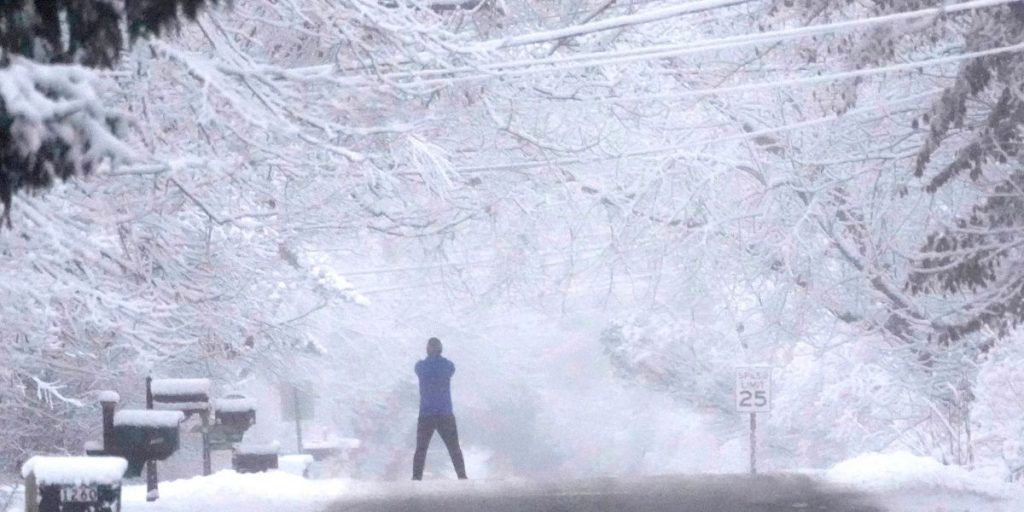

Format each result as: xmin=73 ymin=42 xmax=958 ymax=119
xmin=0 ymin=0 xmax=217 ymax=224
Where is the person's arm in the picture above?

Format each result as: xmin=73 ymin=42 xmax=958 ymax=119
xmin=447 ymin=360 xmax=455 ymax=377
xmin=415 ymin=360 xmax=423 ymax=377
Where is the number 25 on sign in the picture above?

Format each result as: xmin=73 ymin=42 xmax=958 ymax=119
xmin=735 ymin=366 xmax=771 ymax=412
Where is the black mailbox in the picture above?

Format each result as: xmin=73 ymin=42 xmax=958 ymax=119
xmin=209 ymin=395 xmax=257 ymax=450
xmin=23 ymin=456 xmax=126 ymax=512
xmin=111 ymin=410 xmax=184 ymax=477
xmin=214 ymin=394 xmax=256 ymax=430
xmin=232 ymin=443 xmax=279 ymax=474
xmin=150 ymin=378 xmax=212 ymax=418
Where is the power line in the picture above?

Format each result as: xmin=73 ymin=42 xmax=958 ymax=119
xmin=374 ymin=0 xmax=1016 ymax=88
xmin=450 ymin=89 xmax=941 ymax=173
xmin=471 ymin=0 xmax=678 ymax=29
xmin=486 ymin=0 xmax=755 ymax=49
xmin=564 ymin=41 xmax=1024 ymax=105
xmin=285 ymin=0 xmax=1013 ymax=91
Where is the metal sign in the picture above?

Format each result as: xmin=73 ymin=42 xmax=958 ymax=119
xmin=735 ymin=366 xmax=772 ymax=413
xmin=279 ymin=384 xmax=315 ymax=422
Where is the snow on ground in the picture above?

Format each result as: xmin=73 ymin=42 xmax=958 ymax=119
xmin=825 ymin=451 xmax=1024 ymax=511
xmin=6 ymin=453 xmax=1024 ymax=512
xmin=123 ymin=471 xmax=348 ymax=512
xmin=2 ymin=471 xmax=348 ymax=512
xmin=826 ymin=451 xmax=1015 ymax=496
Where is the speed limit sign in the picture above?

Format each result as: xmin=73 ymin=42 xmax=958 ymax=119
xmin=735 ymin=366 xmax=772 ymax=413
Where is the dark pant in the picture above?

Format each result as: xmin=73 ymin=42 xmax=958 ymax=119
xmin=413 ymin=413 xmax=467 ymax=480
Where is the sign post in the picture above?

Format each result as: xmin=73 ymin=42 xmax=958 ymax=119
xmin=280 ymin=384 xmax=315 ymax=453
xmin=293 ymin=387 xmax=303 ymax=453
xmin=735 ymin=366 xmax=771 ymax=475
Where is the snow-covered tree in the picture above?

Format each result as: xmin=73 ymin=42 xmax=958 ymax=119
xmin=0 ymin=0 xmax=220 ymax=224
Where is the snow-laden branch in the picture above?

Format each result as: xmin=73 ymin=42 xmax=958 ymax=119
xmin=0 ymin=58 xmax=133 ymax=223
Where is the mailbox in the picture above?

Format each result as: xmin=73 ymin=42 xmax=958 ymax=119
xmin=111 ymin=410 xmax=184 ymax=477
xmin=148 ymin=377 xmax=214 ymax=477
xmin=232 ymin=443 xmax=279 ymax=474
xmin=214 ymin=394 xmax=256 ymax=431
xmin=150 ymin=378 xmax=211 ymax=417
xmin=22 ymin=456 xmax=126 ymax=512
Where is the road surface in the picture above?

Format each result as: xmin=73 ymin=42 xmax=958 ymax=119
xmin=326 ymin=474 xmax=883 ymax=512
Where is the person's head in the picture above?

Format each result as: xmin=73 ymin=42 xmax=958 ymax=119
xmin=426 ymin=337 xmax=443 ymax=356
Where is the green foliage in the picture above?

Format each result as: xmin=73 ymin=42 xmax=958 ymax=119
xmin=905 ymin=6 xmax=1024 ymax=344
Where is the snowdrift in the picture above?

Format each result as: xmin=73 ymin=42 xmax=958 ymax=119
xmin=826 ymin=451 xmax=1021 ymax=500
xmin=120 ymin=471 xmax=349 ymax=512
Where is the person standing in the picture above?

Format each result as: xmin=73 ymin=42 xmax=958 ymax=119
xmin=412 ymin=337 xmax=468 ymax=480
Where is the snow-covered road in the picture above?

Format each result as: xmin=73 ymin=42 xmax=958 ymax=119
xmin=325 ymin=474 xmax=881 ymax=512
xmin=112 ymin=470 xmax=1022 ymax=512
xmin=7 ymin=452 xmax=1024 ymax=512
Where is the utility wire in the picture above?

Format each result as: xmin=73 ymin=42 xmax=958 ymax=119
xmin=280 ymin=0 xmax=1015 ymax=91
xmin=450 ymin=89 xmax=941 ymax=173
xmin=370 ymin=0 xmax=1017 ymax=88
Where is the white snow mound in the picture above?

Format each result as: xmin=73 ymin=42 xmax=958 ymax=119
xmin=121 ymin=470 xmax=349 ymax=512
xmin=827 ymin=451 xmax=1017 ymax=498
xmin=279 ymin=455 xmax=315 ymax=476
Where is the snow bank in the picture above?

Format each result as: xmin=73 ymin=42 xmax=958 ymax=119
xmin=121 ymin=471 xmax=349 ymax=512
xmin=22 ymin=457 xmax=127 ymax=486
xmin=151 ymin=379 xmax=211 ymax=396
xmin=279 ymin=455 xmax=314 ymax=476
xmin=826 ymin=451 xmax=1018 ymax=498
xmin=114 ymin=410 xmax=185 ymax=428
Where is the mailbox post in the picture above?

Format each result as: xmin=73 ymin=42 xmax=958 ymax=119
xmin=22 ymin=456 xmax=127 ymax=512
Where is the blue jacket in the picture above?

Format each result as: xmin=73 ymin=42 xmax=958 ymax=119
xmin=415 ymin=355 xmax=455 ymax=416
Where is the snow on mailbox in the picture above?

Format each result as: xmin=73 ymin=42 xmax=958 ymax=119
xmin=214 ymin=394 xmax=256 ymax=430
xmin=22 ymin=456 xmax=127 ymax=512
xmin=112 ymin=410 xmax=184 ymax=477
xmin=150 ymin=378 xmax=211 ymax=415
